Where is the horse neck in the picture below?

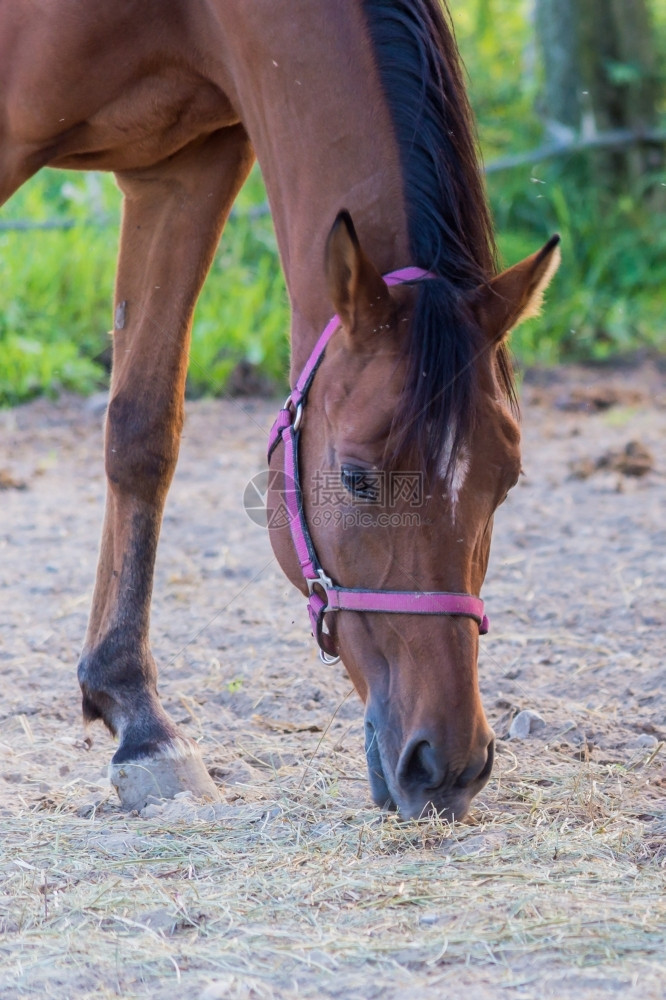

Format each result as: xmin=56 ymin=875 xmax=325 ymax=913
xmin=216 ymin=0 xmax=410 ymax=375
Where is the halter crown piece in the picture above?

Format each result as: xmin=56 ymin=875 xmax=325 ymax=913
xmin=267 ymin=267 xmax=489 ymax=664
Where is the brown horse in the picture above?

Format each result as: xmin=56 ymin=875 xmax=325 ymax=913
xmin=1 ymin=0 xmax=559 ymax=820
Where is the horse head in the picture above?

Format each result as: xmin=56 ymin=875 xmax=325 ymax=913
xmin=269 ymin=211 xmax=560 ymax=820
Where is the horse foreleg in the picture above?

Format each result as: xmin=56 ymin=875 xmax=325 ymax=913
xmin=78 ymin=125 xmax=254 ymax=810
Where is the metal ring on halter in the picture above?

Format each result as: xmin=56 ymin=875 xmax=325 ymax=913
xmin=316 ymin=601 xmax=341 ymax=665
xmin=319 ymin=648 xmax=341 ymax=665
xmin=282 ymin=395 xmax=303 ymax=432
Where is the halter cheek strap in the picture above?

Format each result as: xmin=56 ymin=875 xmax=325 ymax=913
xmin=268 ymin=267 xmax=489 ymax=665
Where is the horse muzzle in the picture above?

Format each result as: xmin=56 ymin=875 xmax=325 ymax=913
xmin=364 ymin=714 xmax=495 ymax=821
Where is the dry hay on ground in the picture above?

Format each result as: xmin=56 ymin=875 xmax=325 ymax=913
xmin=0 ymin=739 xmax=664 ymax=1000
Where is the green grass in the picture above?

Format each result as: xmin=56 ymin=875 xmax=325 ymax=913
xmin=0 ymin=169 xmax=290 ymax=407
xmin=0 ymin=174 xmax=118 ymax=405
xmin=489 ymin=165 xmax=666 ymax=365
xmin=186 ymin=170 xmax=289 ymax=397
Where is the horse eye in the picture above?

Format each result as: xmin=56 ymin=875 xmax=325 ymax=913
xmin=340 ymin=464 xmax=381 ymax=502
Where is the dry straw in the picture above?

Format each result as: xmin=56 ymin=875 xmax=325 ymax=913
xmin=1 ymin=718 xmax=664 ymax=1000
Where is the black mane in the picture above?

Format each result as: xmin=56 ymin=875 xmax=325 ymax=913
xmin=363 ymin=0 xmax=512 ymax=472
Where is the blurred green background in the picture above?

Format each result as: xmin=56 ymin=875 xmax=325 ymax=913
xmin=1 ymin=0 xmax=664 ymax=406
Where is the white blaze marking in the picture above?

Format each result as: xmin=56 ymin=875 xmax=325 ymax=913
xmin=439 ymin=439 xmax=470 ymax=520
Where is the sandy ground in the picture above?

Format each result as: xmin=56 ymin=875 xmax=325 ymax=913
xmin=0 ymin=362 xmax=664 ymax=999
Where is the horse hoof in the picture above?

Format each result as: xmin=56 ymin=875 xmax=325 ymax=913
xmin=109 ymin=739 xmax=220 ymax=811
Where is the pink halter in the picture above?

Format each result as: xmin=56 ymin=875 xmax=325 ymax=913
xmin=268 ymin=267 xmax=489 ymax=664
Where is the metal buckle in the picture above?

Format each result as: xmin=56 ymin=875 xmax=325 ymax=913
xmin=306 ymin=568 xmax=334 ymax=603
xmin=283 ymin=394 xmax=303 ymax=432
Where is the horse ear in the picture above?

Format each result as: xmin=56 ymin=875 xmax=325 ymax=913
xmin=473 ymin=235 xmax=561 ymax=343
xmin=325 ymin=210 xmax=391 ymax=339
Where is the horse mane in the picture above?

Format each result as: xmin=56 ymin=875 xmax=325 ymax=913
xmin=363 ymin=0 xmax=516 ymax=474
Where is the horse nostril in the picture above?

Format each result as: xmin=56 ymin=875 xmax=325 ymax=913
xmin=455 ymin=739 xmax=495 ymax=789
xmin=397 ymin=739 xmax=444 ymax=792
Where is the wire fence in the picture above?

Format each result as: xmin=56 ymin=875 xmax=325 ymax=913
xmin=2 ymin=128 xmax=665 ymax=233
xmin=0 ymin=201 xmax=271 ymax=233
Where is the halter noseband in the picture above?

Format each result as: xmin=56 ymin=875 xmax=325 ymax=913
xmin=267 ymin=267 xmax=489 ymax=664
